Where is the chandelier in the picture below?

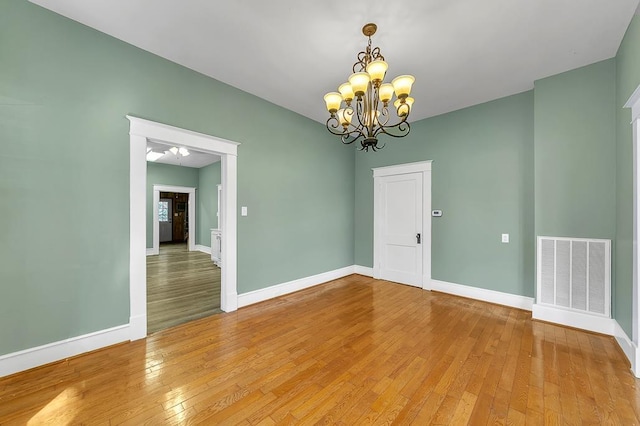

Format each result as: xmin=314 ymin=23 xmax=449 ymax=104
xmin=324 ymin=23 xmax=415 ymax=152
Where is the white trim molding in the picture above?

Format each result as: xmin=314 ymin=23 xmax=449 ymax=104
xmin=146 ymin=248 xmax=154 ymax=256
xmin=128 ymin=115 xmax=240 ymax=341
xmin=195 ymin=244 xmax=211 ymax=255
xmin=614 ymin=321 xmax=637 ymax=375
xmin=372 ymin=161 xmax=432 ymax=290
xmin=431 ymin=279 xmax=534 ymax=311
xmin=532 ymin=303 xmax=616 ymax=335
xmin=4 ymin=269 xmax=635 ymax=378
xmin=372 ymin=160 xmax=433 ymax=177
xmin=625 ymin=84 xmax=640 ymax=123
xmin=238 ymin=266 xmax=355 ymax=308
xmin=0 ymin=325 xmax=130 ymax=378
xmin=152 ymin=185 xmax=196 ymax=255
xmin=354 ymin=265 xmax=374 ymax=277
xmin=625 ymin=85 xmax=640 ymax=377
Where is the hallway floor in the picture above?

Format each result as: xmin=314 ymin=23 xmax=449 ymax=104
xmin=147 ymin=243 xmax=221 ymax=333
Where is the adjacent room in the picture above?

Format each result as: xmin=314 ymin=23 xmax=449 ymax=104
xmin=145 ymin=142 xmax=223 ymax=333
xmin=1 ymin=0 xmax=640 ymax=423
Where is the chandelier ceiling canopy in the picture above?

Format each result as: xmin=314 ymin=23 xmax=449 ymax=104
xmin=324 ymin=23 xmax=415 ymax=152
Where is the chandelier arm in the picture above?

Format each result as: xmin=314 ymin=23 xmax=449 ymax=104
xmin=344 ymin=133 xmax=366 ymax=146
xmin=377 ymin=104 xmax=390 ymax=127
xmin=326 ymin=116 xmax=351 ymax=137
xmin=338 ymin=126 xmax=366 ymax=145
xmin=370 ymin=139 xmax=385 ymax=151
xmin=353 ymin=52 xmax=368 ymax=73
xmin=372 ymin=85 xmax=391 ymax=127
xmin=346 ymin=106 xmax=367 ymax=139
xmin=337 ymin=117 xmax=368 ymax=145
xmin=371 ymin=47 xmax=384 ymax=62
xmin=369 ymin=85 xmax=377 ymax=135
xmin=363 ymin=89 xmax=372 ymax=138
xmin=374 ymin=119 xmax=411 ymax=139
xmin=353 ymin=97 xmax=366 ymax=130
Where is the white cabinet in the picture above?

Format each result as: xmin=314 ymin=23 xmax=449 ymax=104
xmin=211 ymin=229 xmax=222 ymax=267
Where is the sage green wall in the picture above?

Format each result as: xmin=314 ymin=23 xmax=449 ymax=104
xmin=197 ymin=161 xmax=222 ymax=247
xmin=354 ymin=92 xmax=535 ymax=297
xmin=615 ymin=15 xmax=640 ymax=336
xmin=533 ymin=59 xmax=616 ymax=243
xmin=0 ymin=1 xmax=354 ymax=356
xmin=146 ymin=162 xmax=199 ymax=248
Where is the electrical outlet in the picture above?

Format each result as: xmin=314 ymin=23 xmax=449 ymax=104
xmin=501 ymin=233 xmax=509 ymax=243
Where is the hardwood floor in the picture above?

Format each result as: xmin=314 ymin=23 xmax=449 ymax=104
xmin=147 ymin=243 xmax=222 ymax=334
xmin=2 ymin=275 xmax=640 ymax=424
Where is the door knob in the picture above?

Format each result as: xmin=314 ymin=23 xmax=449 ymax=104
xmin=416 ymin=233 xmax=421 ymax=244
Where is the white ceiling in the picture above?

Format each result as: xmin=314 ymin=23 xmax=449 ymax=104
xmin=147 ymin=140 xmax=220 ymax=169
xmin=30 ymin=0 xmax=640 ymax=123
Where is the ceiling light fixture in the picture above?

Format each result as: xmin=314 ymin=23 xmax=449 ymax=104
xmin=168 ymin=146 xmax=190 ymax=157
xmin=146 ymin=151 xmax=164 ymax=162
xmin=324 ymin=23 xmax=415 ymax=152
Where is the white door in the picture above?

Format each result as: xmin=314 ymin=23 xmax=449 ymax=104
xmin=159 ymin=198 xmax=172 ymax=243
xmin=378 ymin=172 xmax=423 ymax=287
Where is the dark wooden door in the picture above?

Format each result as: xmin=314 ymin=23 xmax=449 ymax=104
xmin=159 ymin=192 xmax=189 ymax=243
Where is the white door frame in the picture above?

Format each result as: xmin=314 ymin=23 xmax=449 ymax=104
xmin=625 ymin=85 xmax=640 ymax=376
xmin=128 ymin=116 xmax=239 ymax=340
xmin=151 ymin=185 xmax=196 ymax=255
xmin=373 ymin=160 xmax=432 ymax=290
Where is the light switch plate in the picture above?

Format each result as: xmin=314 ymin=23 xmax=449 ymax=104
xmin=501 ymin=233 xmax=509 ymax=243
xmin=432 ymin=210 xmax=443 ymax=217
xmin=241 ymin=206 xmax=248 ymax=216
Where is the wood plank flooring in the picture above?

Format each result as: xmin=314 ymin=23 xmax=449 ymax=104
xmin=2 ymin=274 xmax=640 ymax=424
xmin=147 ymin=243 xmax=221 ymax=334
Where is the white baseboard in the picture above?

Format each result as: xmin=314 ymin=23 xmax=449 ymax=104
xmin=544 ymin=311 xmax=640 ymax=379
xmin=195 ymin=244 xmax=211 ymax=255
xmin=3 ymin=269 xmax=637 ymax=381
xmin=431 ymin=279 xmax=534 ymax=311
xmin=146 ymin=248 xmax=155 ymax=256
xmin=129 ymin=314 xmax=147 ymax=341
xmin=0 ymin=324 xmax=130 ymax=378
xmin=354 ymin=265 xmax=373 ymax=277
xmin=532 ymin=303 xmax=616 ymax=335
xmin=238 ymin=266 xmax=355 ymax=308
xmin=613 ymin=320 xmax=638 ymax=376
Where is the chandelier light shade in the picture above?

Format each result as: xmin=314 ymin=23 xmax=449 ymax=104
xmin=324 ymin=23 xmax=415 ymax=152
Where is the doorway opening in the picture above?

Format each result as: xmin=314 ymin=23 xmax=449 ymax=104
xmin=149 ymin=185 xmax=197 ymax=255
xmin=128 ymin=116 xmax=240 ymax=341
xmin=160 ymin=191 xmax=188 ymax=244
xmin=147 ymin=183 xmax=219 ymax=333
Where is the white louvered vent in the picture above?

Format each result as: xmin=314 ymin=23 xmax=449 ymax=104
xmin=537 ymin=236 xmax=611 ymax=318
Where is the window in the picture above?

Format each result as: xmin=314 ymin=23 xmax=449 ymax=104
xmin=158 ymin=201 xmax=169 ymax=222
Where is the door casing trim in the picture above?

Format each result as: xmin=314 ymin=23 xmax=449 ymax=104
xmin=127 ymin=115 xmax=239 ymax=340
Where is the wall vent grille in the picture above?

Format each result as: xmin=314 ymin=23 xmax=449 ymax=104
xmin=537 ymin=236 xmax=611 ymax=318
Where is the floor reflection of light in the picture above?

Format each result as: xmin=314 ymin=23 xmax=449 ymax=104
xmin=144 ymin=361 xmax=164 ymax=387
xmin=28 ymin=387 xmax=80 ymax=425
xmin=163 ymin=386 xmax=187 ymax=422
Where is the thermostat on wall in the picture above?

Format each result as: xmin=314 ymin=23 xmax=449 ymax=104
xmin=432 ymin=210 xmax=443 ymax=217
